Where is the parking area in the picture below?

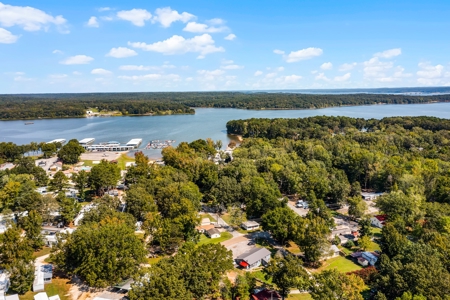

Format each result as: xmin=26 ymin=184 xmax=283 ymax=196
xmin=287 ymin=200 xmax=309 ymax=216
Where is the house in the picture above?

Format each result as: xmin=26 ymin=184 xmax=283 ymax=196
xmin=201 ymin=218 xmax=212 ymax=226
xmin=196 ymin=224 xmax=215 ymax=234
xmin=251 ymin=288 xmax=282 ymax=300
xmin=0 ymin=272 xmax=10 ymax=293
xmin=0 ymin=291 xmax=19 ymax=300
xmin=241 ymin=221 xmax=260 ymax=231
xmin=32 ymin=265 xmax=53 ymax=292
xmin=322 ymin=244 xmax=341 ymax=260
xmin=361 ymin=192 xmax=383 ymax=201
xmin=0 ymin=163 xmax=15 ymax=171
xmin=236 ymin=247 xmax=271 ymax=269
xmin=357 ymin=257 xmax=369 ymax=267
xmin=361 ymin=252 xmax=378 ymax=266
xmin=371 ymin=215 xmax=387 ymax=228
xmin=34 ymin=292 xmax=60 ymax=300
xmin=206 ymin=228 xmax=221 ymax=239
xmin=49 ymin=162 xmax=62 ymax=172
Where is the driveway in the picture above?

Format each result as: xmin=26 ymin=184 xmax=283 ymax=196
xmin=287 ymin=200 xmax=309 ymax=217
xmin=222 ymin=235 xmax=254 ymax=259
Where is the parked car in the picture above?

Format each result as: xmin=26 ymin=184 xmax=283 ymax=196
xmin=247 ymin=241 xmax=255 ymax=245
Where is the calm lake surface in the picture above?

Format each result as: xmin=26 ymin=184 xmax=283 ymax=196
xmin=1 ymin=103 xmax=450 ymax=158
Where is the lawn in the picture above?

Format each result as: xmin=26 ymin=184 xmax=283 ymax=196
xmin=33 ymin=247 xmax=52 ymax=258
xmin=200 ymin=213 xmax=217 ymax=223
xmin=366 ymin=240 xmax=381 ymax=252
xmin=286 ymin=242 xmax=301 ymax=254
xmin=19 ymin=278 xmax=71 ymax=300
xmin=313 ymin=256 xmax=362 ymax=273
xmin=252 ymin=270 xmax=272 ymax=284
xmin=147 ymin=256 xmax=163 ymax=265
xmin=288 ymin=293 xmax=313 ymax=300
xmin=220 ymin=213 xmax=231 ymax=225
xmin=117 ymin=153 xmax=135 ymax=170
xmin=197 ymin=232 xmax=233 ymax=246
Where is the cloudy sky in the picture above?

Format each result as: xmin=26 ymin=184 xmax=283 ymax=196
xmin=1 ymin=0 xmax=449 ymax=93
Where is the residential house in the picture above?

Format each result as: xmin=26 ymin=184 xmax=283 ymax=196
xmin=361 ymin=252 xmax=379 ymax=266
xmin=0 ymin=291 xmax=19 ymax=300
xmin=34 ymin=292 xmax=60 ymax=300
xmin=236 ymin=247 xmax=271 ymax=269
xmin=196 ymin=224 xmax=215 ymax=234
xmin=361 ymin=192 xmax=383 ymax=201
xmin=241 ymin=221 xmax=260 ymax=231
xmin=32 ymin=265 xmax=53 ymax=292
xmin=251 ymin=288 xmax=282 ymax=300
xmin=206 ymin=228 xmax=221 ymax=239
xmin=0 ymin=163 xmax=14 ymax=171
xmin=0 ymin=272 xmax=10 ymax=293
xmin=371 ymin=215 xmax=387 ymax=228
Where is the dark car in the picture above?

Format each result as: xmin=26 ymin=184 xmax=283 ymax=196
xmin=247 ymin=241 xmax=255 ymax=245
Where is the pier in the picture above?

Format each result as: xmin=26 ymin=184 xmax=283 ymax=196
xmin=85 ymin=138 xmax=142 ymax=152
xmin=145 ymin=139 xmax=175 ymax=149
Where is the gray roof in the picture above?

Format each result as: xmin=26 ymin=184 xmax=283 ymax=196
xmin=236 ymin=247 xmax=271 ymax=265
xmin=207 ymin=228 xmax=221 ymax=236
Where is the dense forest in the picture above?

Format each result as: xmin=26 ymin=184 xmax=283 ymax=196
xmin=2 ymin=115 xmax=450 ymax=298
xmin=1 ymin=92 xmax=450 ymax=120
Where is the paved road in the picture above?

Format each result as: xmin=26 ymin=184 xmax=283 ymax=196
xmin=286 ymin=201 xmax=309 ymax=217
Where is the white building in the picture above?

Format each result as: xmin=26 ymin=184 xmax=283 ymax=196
xmin=241 ymin=221 xmax=260 ymax=231
xmin=361 ymin=192 xmax=383 ymax=201
xmin=371 ymin=215 xmax=387 ymax=228
xmin=32 ymin=265 xmax=53 ymax=292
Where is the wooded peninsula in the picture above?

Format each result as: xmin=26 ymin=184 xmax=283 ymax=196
xmin=1 ymin=92 xmax=450 ymax=120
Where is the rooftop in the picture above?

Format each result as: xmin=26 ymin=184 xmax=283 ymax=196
xmin=242 ymin=220 xmax=260 ymax=227
xmin=207 ymin=228 xmax=221 ymax=236
xmin=236 ymin=247 xmax=271 ymax=265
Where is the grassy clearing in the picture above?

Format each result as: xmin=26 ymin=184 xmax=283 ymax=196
xmin=372 ymin=227 xmax=382 ymax=238
xmin=19 ymin=278 xmax=71 ymax=300
xmin=200 ymin=213 xmax=217 ymax=222
xmin=147 ymin=256 xmax=163 ymax=265
xmin=312 ymin=256 xmax=362 ymax=273
xmin=252 ymin=270 xmax=272 ymax=284
xmin=197 ymin=232 xmax=233 ymax=246
xmin=117 ymin=153 xmax=135 ymax=170
xmin=220 ymin=213 xmax=231 ymax=224
xmin=286 ymin=242 xmax=301 ymax=254
xmin=288 ymin=293 xmax=313 ymax=300
xmin=80 ymin=160 xmax=95 ymax=167
xmin=33 ymin=247 xmax=52 ymax=258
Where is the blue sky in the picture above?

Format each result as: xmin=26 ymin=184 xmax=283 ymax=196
xmin=0 ymin=0 xmax=449 ymax=93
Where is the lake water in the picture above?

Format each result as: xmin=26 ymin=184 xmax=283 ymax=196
xmin=1 ymin=102 xmax=450 ymax=158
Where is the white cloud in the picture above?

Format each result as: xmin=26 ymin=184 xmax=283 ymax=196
xmin=277 ymin=67 xmax=285 ymax=72
xmin=87 ymin=16 xmax=99 ymax=27
xmin=334 ymin=73 xmax=351 ymax=82
xmin=101 ymin=16 xmax=113 ymax=21
xmin=198 ymin=69 xmax=225 ymax=77
xmin=117 ymin=9 xmax=152 ymax=26
xmin=275 ymin=47 xmax=323 ymax=63
xmin=417 ymin=62 xmax=445 ymax=85
xmin=221 ymin=64 xmax=243 ymax=70
xmin=118 ymin=73 xmax=180 ymax=81
xmin=363 ymin=57 xmax=393 ymax=78
xmin=254 ymin=71 xmax=263 ymax=76
xmin=339 ymin=62 xmax=357 ymax=71
xmin=49 ymin=74 xmax=67 ymax=79
xmin=417 ymin=62 xmax=444 ymax=79
xmin=119 ymin=65 xmax=153 ymax=71
xmin=315 ymin=73 xmax=330 ymax=81
xmin=91 ymin=68 xmax=112 ymax=75
xmin=320 ymin=62 xmax=333 ymax=70
xmin=60 ymin=55 xmax=94 ymax=65
xmin=152 ymin=7 xmax=195 ymax=27
xmin=183 ymin=21 xmax=227 ymax=33
xmin=129 ymin=34 xmax=224 ymax=59
xmin=222 ymin=59 xmax=233 ymax=65
xmin=185 ymin=77 xmax=193 ymax=82
xmin=72 ymin=71 xmax=82 ymax=75
xmin=224 ymin=33 xmax=236 ymax=41
xmin=282 ymin=74 xmax=302 ymax=83
xmin=106 ymin=47 xmax=138 ymax=58
xmin=208 ymin=18 xmax=224 ymax=25
xmin=52 ymin=49 xmax=63 ymax=54
xmin=374 ymin=48 xmax=402 ymax=59
xmin=98 ymin=7 xmax=111 ymax=12
xmin=14 ymin=75 xmax=33 ymax=81
xmin=0 ymin=2 xmax=67 ymax=32
xmin=265 ymin=72 xmax=277 ymax=79
xmin=0 ymin=27 xmax=18 ymax=43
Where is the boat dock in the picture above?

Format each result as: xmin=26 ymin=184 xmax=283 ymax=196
xmin=85 ymin=138 xmax=142 ymax=152
xmin=145 ymin=139 xmax=175 ymax=149
xmin=47 ymin=139 xmax=66 ymax=144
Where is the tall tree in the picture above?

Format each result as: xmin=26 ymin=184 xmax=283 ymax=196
xmin=261 ymin=207 xmax=303 ymax=246
xmin=21 ymin=210 xmax=44 ymax=250
xmin=57 ymin=139 xmax=85 ymax=164
xmin=88 ymin=160 xmax=121 ymax=195
xmin=72 ymin=170 xmax=88 ymax=199
xmin=309 ymin=269 xmax=365 ymax=300
xmin=264 ymin=255 xmax=309 ymax=300
xmin=52 ymin=217 xmax=146 ymax=287
xmin=49 ymin=171 xmax=69 ymax=192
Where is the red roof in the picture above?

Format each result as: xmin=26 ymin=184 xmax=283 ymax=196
xmin=251 ymin=289 xmax=282 ymax=300
xmin=375 ymin=215 xmax=387 ymax=222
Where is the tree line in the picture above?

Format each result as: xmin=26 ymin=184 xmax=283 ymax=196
xmin=2 ymin=92 xmax=450 ymax=120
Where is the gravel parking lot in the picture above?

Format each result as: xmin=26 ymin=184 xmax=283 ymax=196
xmin=80 ymin=151 xmax=125 ymax=161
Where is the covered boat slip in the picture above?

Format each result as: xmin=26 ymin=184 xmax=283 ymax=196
xmin=83 ymin=138 xmax=142 ymax=151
